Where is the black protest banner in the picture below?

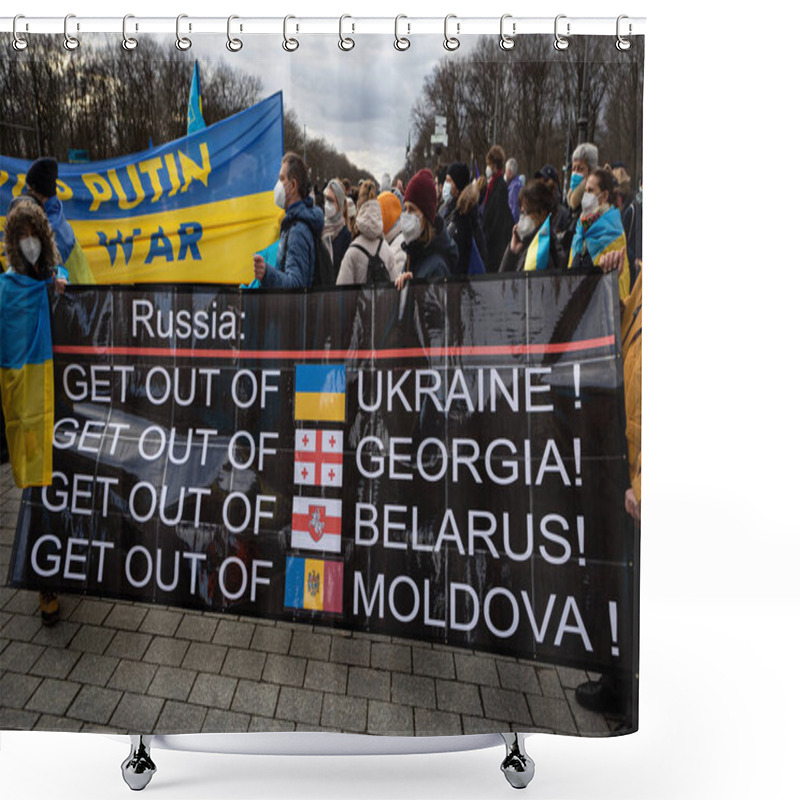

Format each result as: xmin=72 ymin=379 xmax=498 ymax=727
xmin=8 ymin=272 xmax=636 ymax=674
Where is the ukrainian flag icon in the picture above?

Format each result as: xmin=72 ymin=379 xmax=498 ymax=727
xmin=294 ymin=364 xmax=346 ymax=422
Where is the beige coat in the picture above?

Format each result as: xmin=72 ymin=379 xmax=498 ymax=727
xmin=336 ymin=200 xmax=398 ymax=285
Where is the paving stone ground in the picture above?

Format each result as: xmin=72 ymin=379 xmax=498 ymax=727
xmin=1 ymin=461 xmax=619 ymax=736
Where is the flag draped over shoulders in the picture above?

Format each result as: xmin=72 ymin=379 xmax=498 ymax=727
xmin=524 ymin=215 xmax=551 ymax=272
xmin=0 ymin=272 xmax=55 ymax=487
xmin=569 ymin=206 xmax=631 ymax=298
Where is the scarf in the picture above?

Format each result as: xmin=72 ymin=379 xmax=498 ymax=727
xmin=571 ymin=205 xmax=623 ymax=263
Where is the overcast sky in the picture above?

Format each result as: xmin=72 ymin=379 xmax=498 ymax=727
xmin=192 ymin=34 xmax=477 ymax=180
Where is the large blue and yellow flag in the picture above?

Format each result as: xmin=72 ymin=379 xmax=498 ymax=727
xmin=0 ymin=92 xmax=284 ymax=284
xmin=187 ymin=61 xmax=206 ymax=136
xmin=0 ymin=273 xmax=54 ymax=488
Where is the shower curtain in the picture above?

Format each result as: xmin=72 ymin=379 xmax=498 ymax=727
xmin=0 ymin=24 xmax=643 ymax=740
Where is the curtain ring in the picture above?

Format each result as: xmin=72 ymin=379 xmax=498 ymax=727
xmin=499 ymin=14 xmax=515 ymax=51
xmin=12 ymin=15 xmax=28 ymax=51
xmin=394 ymin=15 xmax=410 ymax=51
xmin=283 ymin=15 xmax=299 ymax=52
xmin=338 ymin=14 xmax=355 ymax=51
xmin=444 ymin=14 xmax=460 ymax=51
xmin=176 ymin=14 xmax=192 ymax=51
xmin=122 ymin=14 xmax=138 ymax=51
xmin=226 ymin=15 xmax=243 ymax=52
xmin=616 ymin=15 xmax=632 ymax=51
xmin=64 ymin=14 xmax=80 ymax=50
xmin=554 ymin=14 xmax=570 ymax=51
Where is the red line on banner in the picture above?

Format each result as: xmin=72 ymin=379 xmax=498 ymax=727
xmin=53 ymin=335 xmax=615 ymax=360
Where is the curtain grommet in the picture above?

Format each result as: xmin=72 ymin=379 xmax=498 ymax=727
xmin=176 ymin=14 xmax=192 ymax=51
xmin=12 ymin=14 xmax=28 ymax=51
xmin=226 ymin=15 xmax=243 ymax=52
xmin=499 ymin=14 xmax=515 ymax=51
xmin=444 ymin=14 xmax=460 ymax=51
xmin=283 ymin=15 xmax=299 ymax=52
xmin=338 ymin=14 xmax=355 ymax=51
xmin=122 ymin=14 xmax=138 ymax=51
xmin=64 ymin=14 xmax=80 ymax=51
xmin=394 ymin=15 xmax=410 ymax=51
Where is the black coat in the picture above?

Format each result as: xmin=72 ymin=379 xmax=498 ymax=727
xmin=330 ymin=225 xmax=351 ymax=274
xmin=403 ymin=216 xmax=458 ymax=281
xmin=442 ymin=192 xmax=488 ymax=275
xmin=481 ymin=174 xmax=514 ymax=272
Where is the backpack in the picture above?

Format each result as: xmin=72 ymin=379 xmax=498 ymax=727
xmin=351 ymin=240 xmax=392 ymax=285
xmin=280 ymin=217 xmax=337 ymax=288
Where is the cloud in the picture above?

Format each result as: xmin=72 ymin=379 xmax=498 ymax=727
xmin=194 ymin=33 xmax=475 ymax=179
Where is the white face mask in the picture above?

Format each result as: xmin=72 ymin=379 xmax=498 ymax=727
xmin=581 ymin=191 xmax=599 ymax=215
xmin=273 ymin=179 xmax=286 ymax=210
xmin=516 ymin=215 xmax=536 ymax=239
xmin=20 ymin=236 xmax=42 ymax=265
xmin=400 ymin=212 xmax=423 ymax=244
xmin=324 ymin=201 xmax=337 ymax=220
xmin=441 ymin=182 xmax=452 ymax=204
xmin=485 ymin=166 xmax=494 ymax=179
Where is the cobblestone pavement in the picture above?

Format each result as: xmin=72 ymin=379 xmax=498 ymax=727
xmin=1 ymin=461 xmax=615 ymax=737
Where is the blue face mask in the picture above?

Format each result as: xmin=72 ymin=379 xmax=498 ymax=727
xmin=570 ymin=172 xmax=584 ymax=192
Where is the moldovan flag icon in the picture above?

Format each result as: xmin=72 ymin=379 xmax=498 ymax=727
xmin=284 ymin=556 xmax=343 ymax=613
xmin=291 ymin=496 xmax=342 ymax=553
xmin=294 ymin=364 xmax=346 ymax=422
xmin=294 ymin=429 xmax=344 ymax=487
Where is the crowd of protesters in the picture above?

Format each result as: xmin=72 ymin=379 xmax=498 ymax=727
xmin=266 ymin=142 xmax=641 ymax=302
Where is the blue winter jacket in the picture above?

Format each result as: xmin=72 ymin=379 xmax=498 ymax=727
xmin=262 ymin=197 xmax=324 ymax=289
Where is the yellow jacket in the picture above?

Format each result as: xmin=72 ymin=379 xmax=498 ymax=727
xmin=621 ymin=268 xmax=642 ymax=501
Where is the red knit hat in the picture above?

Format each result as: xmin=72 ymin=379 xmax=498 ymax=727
xmin=403 ymin=169 xmax=437 ymax=225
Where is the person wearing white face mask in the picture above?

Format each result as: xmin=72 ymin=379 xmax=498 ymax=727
xmin=568 ymin=167 xmax=631 ymax=300
xmin=499 ymin=180 xmax=566 ymax=273
xmin=394 ymin=169 xmax=458 ymax=290
xmin=321 ymin=179 xmax=351 ymax=274
xmin=252 ymin=151 xmax=324 ymax=289
xmin=0 ymin=199 xmax=66 ymax=627
xmin=480 ymin=144 xmax=514 ymax=273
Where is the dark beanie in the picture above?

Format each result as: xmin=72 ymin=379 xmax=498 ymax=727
xmin=26 ymin=157 xmax=58 ymax=198
xmin=404 ymin=169 xmax=437 ymax=225
xmin=447 ymin=162 xmax=470 ymax=193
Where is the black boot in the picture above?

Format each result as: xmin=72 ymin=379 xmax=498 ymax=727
xmin=39 ymin=592 xmax=60 ymax=626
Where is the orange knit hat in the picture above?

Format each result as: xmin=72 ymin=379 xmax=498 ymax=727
xmin=377 ymin=191 xmax=402 ymax=236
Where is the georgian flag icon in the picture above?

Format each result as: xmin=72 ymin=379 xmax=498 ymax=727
xmin=294 ymin=429 xmax=343 ymax=487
